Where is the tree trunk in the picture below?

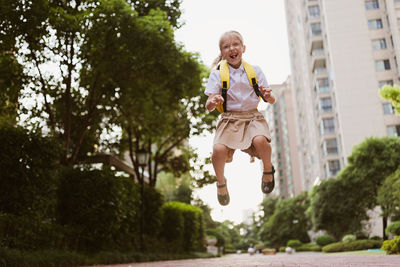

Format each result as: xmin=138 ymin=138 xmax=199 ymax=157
xmin=383 ymin=216 xmax=388 ymax=240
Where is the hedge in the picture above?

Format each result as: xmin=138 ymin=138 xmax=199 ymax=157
xmin=322 ymin=239 xmax=382 ymax=253
xmin=160 ymin=201 xmax=204 ymax=252
xmin=316 ymin=234 xmax=336 ymax=247
xmin=287 ymin=240 xmax=302 ymax=248
xmin=0 ymin=124 xmax=60 ymax=220
xmin=297 ymin=243 xmax=322 ymax=252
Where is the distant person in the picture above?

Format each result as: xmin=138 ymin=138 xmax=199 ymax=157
xmin=205 ymin=30 xmax=276 ymax=206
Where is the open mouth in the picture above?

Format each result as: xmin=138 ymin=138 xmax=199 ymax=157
xmin=230 ymin=54 xmax=238 ymax=59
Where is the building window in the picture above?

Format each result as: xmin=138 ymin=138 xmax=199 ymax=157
xmin=383 ymin=103 xmax=395 ymax=114
xmin=310 ymin=22 xmax=322 ymax=36
xmin=308 ymin=5 xmax=320 ymax=19
xmin=365 ymin=0 xmax=379 ymax=10
xmin=379 ymin=80 xmax=394 ymax=88
xmin=321 ymin=118 xmax=335 ymax=134
xmin=368 ymin=19 xmax=383 ymax=29
xmin=323 ymin=138 xmax=338 ymax=155
xmin=319 ymin=97 xmax=333 ymax=113
xmin=372 ymin=39 xmax=387 ymax=50
xmin=375 ymin=59 xmax=391 ymax=71
xmin=387 ymin=125 xmax=400 ymax=137
xmin=316 ymin=78 xmax=330 ymax=93
xmin=327 ymin=160 xmax=341 ymax=177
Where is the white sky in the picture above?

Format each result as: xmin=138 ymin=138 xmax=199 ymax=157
xmin=174 ymin=0 xmax=291 ymax=224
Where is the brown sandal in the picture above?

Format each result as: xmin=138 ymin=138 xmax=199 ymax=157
xmin=217 ymin=178 xmax=230 ymax=206
xmin=261 ymin=166 xmax=275 ymax=194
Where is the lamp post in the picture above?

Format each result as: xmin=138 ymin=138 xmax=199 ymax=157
xmin=136 ymin=148 xmax=149 ymax=251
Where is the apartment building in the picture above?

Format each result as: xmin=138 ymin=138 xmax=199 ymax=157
xmin=284 ymin=0 xmax=400 ymax=192
xmin=262 ymin=79 xmax=302 ymax=199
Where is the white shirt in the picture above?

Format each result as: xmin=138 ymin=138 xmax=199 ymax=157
xmin=204 ymin=63 xmax=269 ymax=111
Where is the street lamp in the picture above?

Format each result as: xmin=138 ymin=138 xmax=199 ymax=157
xmin=135 ymin=148 xmax=149 ymax=251
xmin=136 ymin=148 xmax=149 ymax=167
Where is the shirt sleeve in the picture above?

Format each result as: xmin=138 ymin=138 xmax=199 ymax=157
xmin=253 ymin=65 xmax=269 ymax=88
xmin=204 ymin=70 xmax=221 ymax=96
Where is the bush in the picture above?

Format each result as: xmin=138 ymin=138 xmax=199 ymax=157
xmin=287 ymin=240 xmax=302 ymax=248
xmin=205 ymin=229 xmax=225 ymax=247
xmin=322 ymin=239 xmax=382 ymax=253
xmin=254 ymin=243 xmax=265 ymax=251
xmin=279 ymin=246 xmax=286 ymax=252
xmin=316 ymin=234 xmax=336 ymax=246
xmin=160 ymin=201 xmax=204 ymax=252
xmin=342 ymin=234 xmax=356 ymax=243
xmin=297 ymin=243 xmax=322 ymax=252
xmin=57 ymin=168 xmax=142 ymax=252
xmin=263 ymin=241 xmax=272 ymax=247
xmin=386 ymin=221 xmax=400 ymax=236
xmin=382 ymin=236 xmax=400 ymax=255
xmin=370 ymin=236 xmax=382 ymax=241
xmin=0 ymin=213 xmax=69 ymax=250
xmin=0 ymin=124 xmax=61 ymax=220
xmin=262 ymin=248 xmax=276 ymax=253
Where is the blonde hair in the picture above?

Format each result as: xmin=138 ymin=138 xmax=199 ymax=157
xmin=211 ymin=30 xmax=244 ymax=69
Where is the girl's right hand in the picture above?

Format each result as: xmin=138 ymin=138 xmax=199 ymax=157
xmin=206 ymin=94 xmax=224 ymax=111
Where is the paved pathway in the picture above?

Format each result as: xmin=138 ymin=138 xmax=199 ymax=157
xmin=95 ymin=252 xmax=400 ymax=267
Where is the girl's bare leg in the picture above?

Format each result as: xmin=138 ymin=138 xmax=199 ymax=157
xmin=212 ymin=144 xmax=229 ymax=194
xmin=252 ymin=136 xmax=273 ymax=182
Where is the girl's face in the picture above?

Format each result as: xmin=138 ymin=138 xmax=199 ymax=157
xmin=220 ymin=33 xmax=246 ymax=69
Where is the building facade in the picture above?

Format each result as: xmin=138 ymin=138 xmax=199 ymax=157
xmin=262 ymin=78 xmax=302 ymax=199
xmin=284 ymin=0 xmax=400 ymax=192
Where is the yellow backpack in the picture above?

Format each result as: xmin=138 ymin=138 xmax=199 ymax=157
xmin=216 ymin=60 xmax=267 ymax=113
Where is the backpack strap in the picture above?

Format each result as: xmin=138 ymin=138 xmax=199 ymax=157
xmin=216 ymin=60 xmax=267 ymax=113
xmin=242 ymin=61 xmax=267 ymax=103
xmin=216 ymin=60 xmax=229 ymax=113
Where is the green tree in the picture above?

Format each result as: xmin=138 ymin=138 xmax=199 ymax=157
xmin=379 ymin=84 xmax=400 ymax=114
xmin=0 ymin=0 xmax=192 ymax=165
xmin=0 ymin=51 xmax=23 ymax=124
xmin=156 ymin=172 xmax=194 ymax=204
xmin=192 ymin=198 xmax=218 ymax=229
xmin=259 ymin=192 xmax=310 ymax=247
xmin=259 ymin=196 xmax=279 ymax=221
xmin=378 ymin=167 xmax=400 ymax=222
xmin=310 ymin=137 xmax=400 ymax=239
xmin=310 ymin=176 xmax=366 ymax=239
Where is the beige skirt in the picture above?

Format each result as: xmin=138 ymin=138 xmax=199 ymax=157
xmin=213 ymin=109 xmax=271 ymax=163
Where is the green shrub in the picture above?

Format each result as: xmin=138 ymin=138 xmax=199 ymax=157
xmin=316 ymin=234 xmax=336 ymax=246
xmin=254 ymin=243 xmax=264 ymax=251
xmin=160 ymin=201 xmax=204 ymax=252
xmin=0 ymin=124 xmax=61 ymax=220
xmin=205 ymin=229 xmax=225 ymax=247
xmin=297 ymin=243 xmax=322 ymax=252
xmin=263 ymin=241 xmax=272 ymax=247
xmin=0 ymin=247 xmax=217 ymax=266
xmin=262 ymin=248 xmax=276 ymax=253
xmin=57 ymin=168 xmax=142 ymax=252
xmin=382 ymin=236 xmax=400 ymax=255
xmin=287 ymin=239 xmax=302 ymax=248
xmin=386 ymin=221 xmax=400 ymax=236
xmin=322 ymin=239 xmax=382 ymax=253
xmin=0 ymin=213 xmax=69 ymax=250
xmin=370 ymin=236 xmax=382 ymax=241
xmin=342 ymin=234 xmax=356 ymax=243
xmin=279 ymin=246 xmax=286 ymax=252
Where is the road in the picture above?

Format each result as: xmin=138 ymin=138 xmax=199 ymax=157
xmin=94 ymin=252 xmax=400 ymax=267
